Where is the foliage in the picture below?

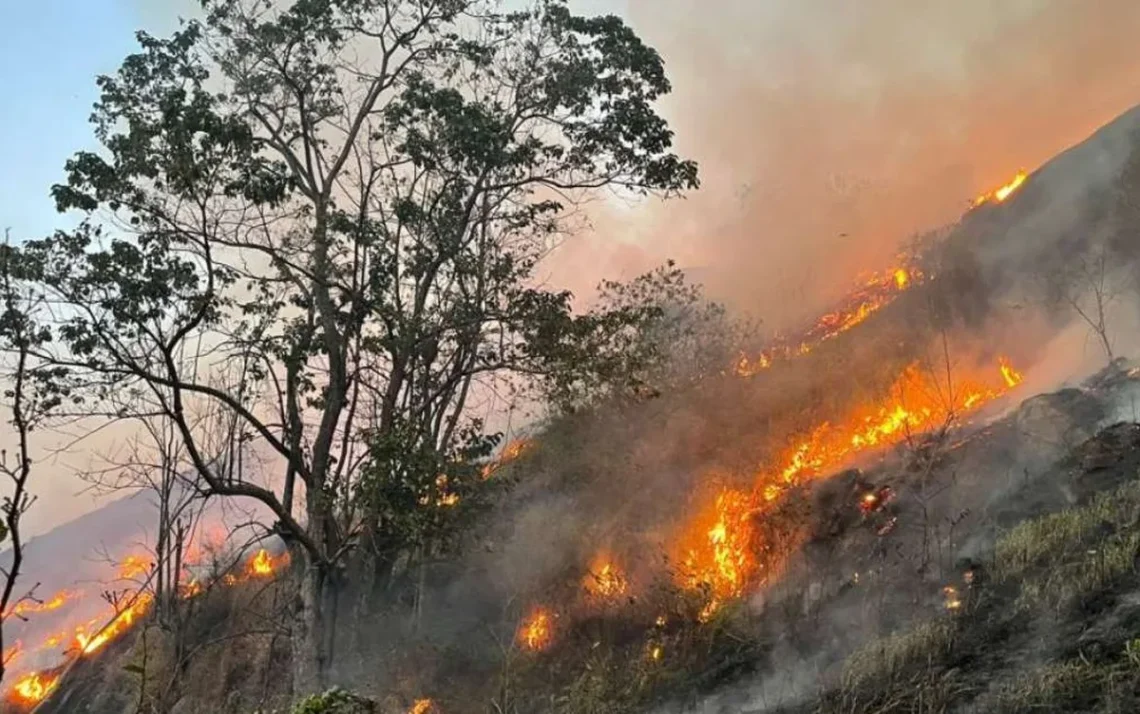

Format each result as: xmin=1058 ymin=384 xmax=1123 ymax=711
xmin=5 ymin=0 xmax=698 ymax=692
xmin=291 ymin=688 xmax=376 ymax=714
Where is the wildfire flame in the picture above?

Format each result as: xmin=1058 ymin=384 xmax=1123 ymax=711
xmin=679 ymin=357 xmax=1026 ymax=615
xmin=247 ymin=548 xmax=290 ymax=578
xmin=735 ymin=260 xmax=924 ymax=377
xmin=974 ymin=170 xmax=1028 ymax=206
xmin=9 ymin=671 xmax=59 ymax=705
xmin=481 ymin=438 xmax=535 ymax=479
xmin=117 ymin=554 xmax=151 ymax=581
xmin=583 ymin=555 xmax=628 ymax=600
xmin=409 ymin=699 xmax=437 ymax=714
xmin=518 ymin=607 xmax=554 ymax=651
xmin=999 ymin=356 xmax=1024 ymax=388
xmin=74 ymin=592 xmax=154 ymax=655
xmin=3 ymin=589 xmax=77 ymax=619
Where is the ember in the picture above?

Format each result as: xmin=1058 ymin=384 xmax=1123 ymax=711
xmin=518 ymin=608 xmax=554 ymax=651
xmin=583 ymin=555 xmax=628 ymax=600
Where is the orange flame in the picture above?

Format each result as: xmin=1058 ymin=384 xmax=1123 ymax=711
xmin=583 ymin=554 xmax=628 ymax=600
xmin=4 ymin=589 xmax=77 ymax=619
xmin=9 ymin=671 xmax=58 ymax=705
xmin=246 ymin=548 xmax=289 ymax=578
xmin=409 ymin=699 xmax=438 ymax=714
xmin=675 ymin=486 xmax=759 ymax=620
xmin=681 ymin=357 xmax=1025 ymax=613
xmin=974 ymin=170 xmax=1028 ymax=206
xmin=734 ymin=260 xmax=923 ymax=377
xmin=73 ymin=592 xmax=154 ymax=655
xmin=117 ymin=554 xmax=150 ymax=581
xmin=518 ymin=607 xmax=554 ymax=651
xmin=999 ymin=356 xmax=1024 ymax=388
xmin=481 ymin=438 xmax=535 ymax=480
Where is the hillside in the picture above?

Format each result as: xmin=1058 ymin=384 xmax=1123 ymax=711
xmin=7 ymin=66 xmax=1140 ymax=714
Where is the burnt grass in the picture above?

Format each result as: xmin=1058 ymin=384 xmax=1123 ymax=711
xmin=776 ymin=419 xmax=1140 ymax=714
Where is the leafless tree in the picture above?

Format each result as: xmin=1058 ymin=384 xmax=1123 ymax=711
xmin=1056 ymin=244 xmax=1122 ymax=365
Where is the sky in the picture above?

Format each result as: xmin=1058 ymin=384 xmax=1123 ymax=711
xmin=4 ymin=0 xmax=1140 ymax=538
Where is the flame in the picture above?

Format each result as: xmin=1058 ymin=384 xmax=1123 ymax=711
xmin=4 ymin=589 xmax=77 ymax=619
xmin=117 ymin=555 xmax=150 ymax=581
xmin=246 ymin=548 xmax=290 ymax=579
xmin=583 ymin=555 xmax=628 ymax=600
xmin=518 ymin=607 xmax=554 ymax=651
xmin=679 ymin=357 xmax=1026 ymax=612
xmin=974 ymin=170 xmax=1028 ymax=206
xmin=481 ymin=438 xmax=535 ymax=479
xmin=734 ymin=259 xmax=924 ymax=377
xmin=675 ymin=486 xmax=759 ymax=619
xmin=74 ymin=592 xmax=154 ymax=655
xmin=999 ymin=356 xmax=1024 ymax=388
xmin=9 ymin=671 xmax=58 ymax=705
xmin=3 ymin=641 xmax=22 ymax=668
xmin=943 ymin=585 xmax=962 ymax=610
xmin=409 ymin=699 xmax=438 ymax=714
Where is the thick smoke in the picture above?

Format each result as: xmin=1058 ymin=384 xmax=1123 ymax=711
xmin=548 ymin=0 xmax=1140 ymax=333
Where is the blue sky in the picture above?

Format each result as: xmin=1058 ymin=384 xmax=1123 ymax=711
xmin=0 ymin=1 xmax=158 ymax=239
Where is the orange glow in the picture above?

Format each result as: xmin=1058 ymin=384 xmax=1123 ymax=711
xmin=409 ymin=699 xmax=437 ymax=714
xmin=582 ymin=554 xmax=628 ymax=600
xmin=246 ymin=548 xmax=290 ymax=579
xmin=999 ymin=356 xmax=1024 ymax=388
xmin=118 ymin=554 xmax=150 ymax=581
xmin=2 ymin=641 xmax=22 ymax=668
xmin=9 ymin=671 xmax=58 ymax=705
xmin=734 ymin=259 xmax=924 ymax=377
xmin=74 ymin=592 xmax=154 ymax=655
xmin=518 ymin=607 xmax=554 ymax=651
xmin=974 ymin=170 xmax=1028 ymax=206
xmin=675 ymin=486 xmax=759 ymax=620
xmin=4 ymin=589 xmax=78 ymax=619
xmin=680 ymin=357 xmax=1025 ymax=612
xmin=481 ymin=438 xmax=535 ymax=479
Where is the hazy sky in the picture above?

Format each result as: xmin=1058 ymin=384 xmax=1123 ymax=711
xmin=4 ymin=0 xmax=1140 ymax=537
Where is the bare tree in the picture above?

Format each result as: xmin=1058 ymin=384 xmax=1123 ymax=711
xmin=1057 ymin=245 xmax=1121 ymax=365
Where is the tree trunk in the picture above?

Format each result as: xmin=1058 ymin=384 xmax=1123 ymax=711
xmin=291 ymin=546 xmax=330 ymax=697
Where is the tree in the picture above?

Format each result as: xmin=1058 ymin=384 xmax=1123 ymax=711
xmin=0 ymin=234 xmax=63 ymax=684
xmin=11 ymin=0 xmax=697 ymax=694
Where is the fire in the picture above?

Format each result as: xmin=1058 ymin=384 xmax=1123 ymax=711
xmin=409 ymin=699 xmax=437 ymax=714
xmin=74 ymin=592 xmax=154 ymax=655
xmin=118 ymin=554 xmax=150 ymax=580
xmin=3 ymin=641 xmax=22 ymax=667
xmin=9 ymin=671 xmax=58 ymax=705
xmin=675 ymin=486 xmax=759 ymax=619
xmin=974 ymin=170 xmax=1028 ymax=206
xmin=583 ymin=555 xmax=628 ymax=600
xmin=734 ymin=259 xmax=923 ymax=377
xmin=678 ymin=357 xmax=1026 ymax=611
xmin=518 ymin=607 xmax=554 ymax=651
xmin=481 ymin=438 xmax=535 ymax=479
xmin=943 ymin=585 xmax=962 ymax=611
xmin=999 ymin=356 xmax=1024 ymax=388
xmin=246 ymin=548 xmax=289 ymax=579
xmin=4 ymin=589 xmax=76 ymax=619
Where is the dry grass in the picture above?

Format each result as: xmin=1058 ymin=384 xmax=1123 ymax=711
xmin=993 ymin=480 xmax=1140 ymax=584
xmin=840 ymin=618 xmax=956 ymax=690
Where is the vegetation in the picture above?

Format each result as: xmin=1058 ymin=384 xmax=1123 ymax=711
xmin=0 ymin=0 xmax=701 ymax=698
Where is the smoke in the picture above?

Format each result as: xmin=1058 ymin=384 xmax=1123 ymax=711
xmin=546 ymin=0 xmax=1140 ymax=333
